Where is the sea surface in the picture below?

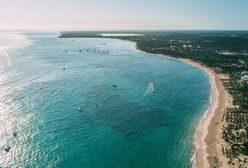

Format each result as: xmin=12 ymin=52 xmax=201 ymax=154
xmin=0 ymin=32 xmax=210 ymax=168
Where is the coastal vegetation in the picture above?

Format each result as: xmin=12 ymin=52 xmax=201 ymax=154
xmin=59 ymin=31 xmax=248 ymax=167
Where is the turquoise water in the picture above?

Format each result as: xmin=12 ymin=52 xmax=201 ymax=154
xmin=0 ymin=33 xmax=210 ymax=168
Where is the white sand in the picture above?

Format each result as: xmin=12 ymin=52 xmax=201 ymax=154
xmin=134 ymin=44 xmax=231 ymax=167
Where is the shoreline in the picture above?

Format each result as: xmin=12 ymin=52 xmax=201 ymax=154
xmin=180 ymin=58 xmax=229 ymax=168
xmin=178 ymin=58 xmax=219 ymax=168
xmin=134 ymin=45 xmax=232 ymax=167
xmin=1 ymin=33 xmax=231 ymax=167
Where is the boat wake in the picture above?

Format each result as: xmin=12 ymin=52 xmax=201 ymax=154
xmin=144 ymin=82 xmax=155 ymax=96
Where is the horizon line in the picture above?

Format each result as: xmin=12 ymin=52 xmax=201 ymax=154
xmin=1 ymin=28 xmax=248 ymax=33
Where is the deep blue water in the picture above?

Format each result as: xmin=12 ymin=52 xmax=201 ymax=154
xmin=0 ymin=33 xmax=210 ymax=168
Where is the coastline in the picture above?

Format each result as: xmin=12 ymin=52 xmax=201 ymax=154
xmin=180 ymin=59 xmax=232 ymax=168
xmin=134 ymin=45 xmax=232 ymax=167
xmin=0 ymin=33 xmax=220 ymax=167
xmin=1 ymin=33 xmax=231 ymax=167
xmin=179 ymin=58 xmax=219 ymax=168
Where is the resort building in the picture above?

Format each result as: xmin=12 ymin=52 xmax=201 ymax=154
xmin=241 ymin=71 xmax=248 ymax=81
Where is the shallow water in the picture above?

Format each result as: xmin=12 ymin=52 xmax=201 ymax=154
xmin=0 ymin=32 xmax=210 ymax=168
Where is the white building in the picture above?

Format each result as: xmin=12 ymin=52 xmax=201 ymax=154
xmin=241 ymin=71 xmax=248 ymax=81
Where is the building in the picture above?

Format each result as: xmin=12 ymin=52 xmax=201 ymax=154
xmin=241 ymin=71 xmax=248 ymax=81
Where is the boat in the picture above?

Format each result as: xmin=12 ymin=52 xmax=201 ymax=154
xmin=4 ymin=145 xmax=11 ymax=152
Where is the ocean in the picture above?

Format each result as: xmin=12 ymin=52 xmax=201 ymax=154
xmin=0 ymin=32 xmax=210 ymax=168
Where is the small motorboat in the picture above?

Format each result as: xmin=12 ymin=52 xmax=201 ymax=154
xmin=13 ymin=132 xmax=17 ymax=137
xmin=4 ymin=145 xmax=11 ymax=152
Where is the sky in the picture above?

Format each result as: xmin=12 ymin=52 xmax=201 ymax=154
xmin=0 ymin=0 xmax=247 ymax=30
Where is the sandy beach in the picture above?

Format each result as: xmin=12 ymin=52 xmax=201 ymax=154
xmin=135 ymin=44 xmax=232 ymax=167
xmin=1 ymin=33 xmax=232 ymax=167
xmin=179 ymin=59 xmax=232 ymax=168
xmin=156 ymin=56 xmax=231 ymax=167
